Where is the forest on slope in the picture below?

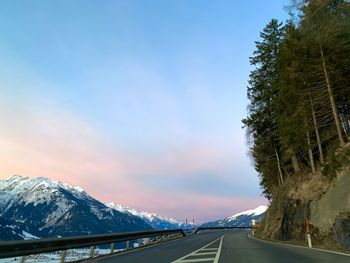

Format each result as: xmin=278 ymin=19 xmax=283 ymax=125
xmin=243 ymin=0 xmax=350 ymax=200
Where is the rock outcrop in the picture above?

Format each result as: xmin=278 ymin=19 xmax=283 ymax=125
xmin=258 ymin=146 xmax=350 ymax=252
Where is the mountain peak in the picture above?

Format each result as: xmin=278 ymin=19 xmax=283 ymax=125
xmin=2 ymin=175 xmax=87 ymax=196
xmin=7 ymin=175 xmax=29 ymax=182
xmin=10 ymin=174 xmax=27 ymax=179
xmin=201 ymin=205 xmax=268 ymax=228
xmin=227 ymin=205 xmax=268 ymax=221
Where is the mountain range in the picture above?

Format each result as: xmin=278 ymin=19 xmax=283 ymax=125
xmin=0 ymin=175 xmax=151 ymax=240
xmin=200 ymin=205 xmax=268 ymax=227
xmin=106 ymin=203 xmax=194 ymax=230
xmin=0 ymin=175 xmax=267 ymax=241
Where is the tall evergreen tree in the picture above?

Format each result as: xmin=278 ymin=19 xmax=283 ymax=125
xmin=243 ymin=19 xmax=285 ymax=198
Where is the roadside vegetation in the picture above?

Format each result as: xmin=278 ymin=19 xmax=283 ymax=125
xmin=243 ymin=0 xmax=350 ymax=199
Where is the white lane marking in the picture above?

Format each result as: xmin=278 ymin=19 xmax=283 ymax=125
xmin=172 ymin=235 xmax=224 ymax=263
xmin=213 ymin=235 xmax=223 ymax=263
xmin=248 ymin=234 xmax=350 ymax=257
xmin=201 ymin=248 xmax=217 ymax=251
xmin=172 ymin=235 xmax=221 ymax=262
xmin=192 ymin=252 xmax=217 ymax=256
xmin=176 ymin=259 xmax=215 ymax=262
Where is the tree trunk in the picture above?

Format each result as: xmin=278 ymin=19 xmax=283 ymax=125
xmin=275 ymin=147 xmax=284 ymax=184
xmin=309 ymin=93 xmax=324 ymax=164
xmin=277 ymin=171 xmax=281 ymax=186
xmin=320 ymin=45 xmax=345 ymax=147
xmin=346 ymin=114 xmax=350 ymax=137
xmin=288 ymin=148 xmax=300 ymax=173
xmin=306 ymin=128 xmax=315 ymax=173
xmin=340 ymin=113 xmax=350 ymax=137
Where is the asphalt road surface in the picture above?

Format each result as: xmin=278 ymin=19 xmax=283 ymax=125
xmin=85 ymin=230 xmax=350 ymax=263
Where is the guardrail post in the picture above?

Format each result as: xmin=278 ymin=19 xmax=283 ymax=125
xmin=251 ymin=219 xmax=256 ymax=237
xmin=110 ymin=243 xmax=114 ymax=254
xmin=307 ymin=233 xmax=312 ymax=248
xmin=305 ymin=217 xmax=312 ymax=248
xmin=20 ymin=256 xmax=26 ymax=263
xmin=180 ymin=229 xmax=185 ymax=237
xmin=126 ymin=240 xmax=130 ymax=250
xmin=60 ymin=250 xmax=67 ymax=263
xmin=89 ymin=246 xmax=94 ymax=258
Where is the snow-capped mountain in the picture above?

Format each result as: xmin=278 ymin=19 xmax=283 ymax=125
xmin=201 ymin=205 xmax=268 ymax=227
xmin=106 ymin=203 xmax=194 ymax=230
xmin=0 ymin=175 xmax=152 ymax=241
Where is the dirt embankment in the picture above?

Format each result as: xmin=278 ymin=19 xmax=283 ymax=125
xmin=257 ymin=144 xmax=350 ymax=252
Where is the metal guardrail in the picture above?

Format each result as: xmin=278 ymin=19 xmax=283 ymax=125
xmin=195 ymin=226 xmax=253 ymax=234
xmin=0 ymin=228 xmax=185 ymax=259
xmin=0 ymin=226 xmax=253 ymax=261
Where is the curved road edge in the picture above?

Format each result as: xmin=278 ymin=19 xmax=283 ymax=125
xmin=247 ymin=234 xmax=350 ymax=257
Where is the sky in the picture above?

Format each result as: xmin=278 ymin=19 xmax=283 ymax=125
xmin=0 ymin=0 xmax=290 ymax=223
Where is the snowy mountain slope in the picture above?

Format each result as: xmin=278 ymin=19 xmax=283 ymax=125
xmin=107 ymin=203 xmax=193 ymax=230
xmin=0 ymin=216 xmax=32 ymax=241
xmin=201 ymin=205 xmax=268 ymax=227
xmin=0 ymin=175 xmax=152 ymax=241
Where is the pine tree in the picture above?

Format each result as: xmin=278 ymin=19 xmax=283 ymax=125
xmin=242 ymin=19 xmax=285 ymax=198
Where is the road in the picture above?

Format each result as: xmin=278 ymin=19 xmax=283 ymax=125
xmin=85 ymin=230 xmax=350 ymax=263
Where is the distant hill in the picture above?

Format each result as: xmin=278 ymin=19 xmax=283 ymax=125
xmin=201 ymin=205 xmax=268 ymax=227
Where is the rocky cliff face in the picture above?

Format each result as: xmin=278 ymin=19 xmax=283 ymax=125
xmin=259 ymin=146 xmax=350 ymax=252
xmin=309 ymin=165 xmax=350 ymax=250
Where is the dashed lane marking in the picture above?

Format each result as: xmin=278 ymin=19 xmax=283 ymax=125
xmin=172 ymin=235 xmax=224 ymax=263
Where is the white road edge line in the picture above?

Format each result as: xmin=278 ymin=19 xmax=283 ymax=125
xmin=213 ymin=235 xmax=224 ymax=263
xmin=248 ymin=234 xmax=350 ymax=257
xmin=172 ymin=235 xmax=224 ymax=263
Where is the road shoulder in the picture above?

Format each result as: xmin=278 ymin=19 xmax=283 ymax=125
xmin=248 ymin=234 xmax=350 ymax=257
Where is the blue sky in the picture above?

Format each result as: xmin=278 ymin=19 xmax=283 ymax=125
xmin=0 ymin=0 xmax=290 ymax=222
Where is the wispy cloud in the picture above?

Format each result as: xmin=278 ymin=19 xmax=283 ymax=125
xmin=0 ymin=29 xmax=265 ymax=223
xmin=0 ymin=88 xmax=262 ymax=223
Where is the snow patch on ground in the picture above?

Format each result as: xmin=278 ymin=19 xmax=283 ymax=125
xmin=20 ymin=231 xmax=39 ymax=240
xmin=0 ymin=248 xmax=119 ymax=263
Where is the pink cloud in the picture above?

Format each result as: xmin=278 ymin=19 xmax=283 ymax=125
xmin=0 ymin=101 xmax=263 ymax=223
xmin=120 ymin=137 xmax=245 ymax=180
